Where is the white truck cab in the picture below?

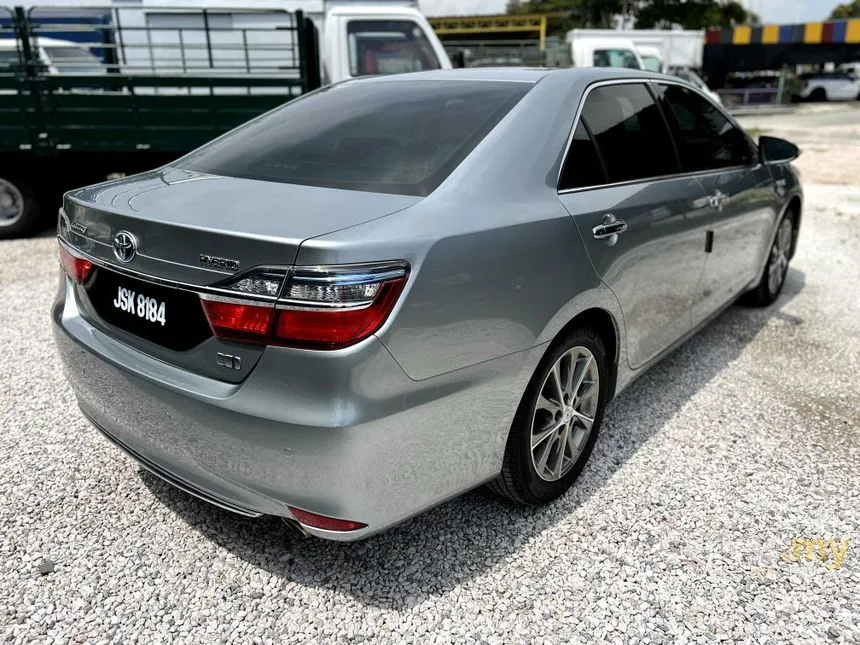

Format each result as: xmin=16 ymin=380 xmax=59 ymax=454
xmin=322 ymin=5 xmax=450 ymax=83
xmin=565 ymin=32 xmax=644 ymax=70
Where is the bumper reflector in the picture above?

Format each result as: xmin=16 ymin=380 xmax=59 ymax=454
xmin=288 ymin=506 xmax=367 ymax=532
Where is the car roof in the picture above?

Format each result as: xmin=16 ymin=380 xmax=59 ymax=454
xmin=353 ymin=66 xmax=665 ymax=85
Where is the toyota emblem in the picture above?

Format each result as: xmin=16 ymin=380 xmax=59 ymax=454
xmin=113 ymin=231 xmax=137 ymax=263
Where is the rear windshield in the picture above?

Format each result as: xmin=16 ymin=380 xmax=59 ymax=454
xmin=174 ymin=79 xmax=532 ymax=196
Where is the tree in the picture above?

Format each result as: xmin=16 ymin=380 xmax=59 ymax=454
xmin=634 ymin=0 xmax=760 ymax=29
xmin=830 ymin=0 xmax=860 ymax=18
xmin=506 ymin=0 xmax=624 ymax=29
xmin=508 ymin=0 xmax=759 ymax=30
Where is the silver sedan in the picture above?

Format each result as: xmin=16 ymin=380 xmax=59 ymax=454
xmin=53 ymin=67 xmax=802 ymax=540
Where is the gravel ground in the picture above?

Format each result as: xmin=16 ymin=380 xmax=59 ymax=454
xmin=2 ymin=136 xmax=859 ymax=642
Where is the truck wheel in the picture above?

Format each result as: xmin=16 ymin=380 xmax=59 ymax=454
xmin=0 ymin=175 xmax=40 ymax=239
xmin=808 ymin=87 xmax=827 ymax=102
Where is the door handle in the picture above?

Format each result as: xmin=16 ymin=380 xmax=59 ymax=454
xmin=708 ymin=190 xmax=730 ymax=210
xmin=592 ymin=213 xmax=627 ymax=246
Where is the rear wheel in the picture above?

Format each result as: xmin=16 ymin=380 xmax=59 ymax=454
xmin=489 ymin=327 xmax=608 ymax=505
xmin=0 ymin=175 xmax=40 ymax=239
xmin=743 ymin=214 xmax=795 ymax=307
xmin=808 ymin=87 xmax=827 ymax=102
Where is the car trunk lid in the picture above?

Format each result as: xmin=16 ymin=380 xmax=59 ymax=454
xmin=59 ymin=167 xmax=421 ymax=382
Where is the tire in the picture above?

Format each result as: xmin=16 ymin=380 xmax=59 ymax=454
xmin=488 ymin=327 xmax=608 ymax=505
xmin=0 ymin=175 xmax=40 ymax=239
xmin=808 ymin=87 xmax=827 ymax=102
xmin=742 ymin=213 xmax=795 ymax=307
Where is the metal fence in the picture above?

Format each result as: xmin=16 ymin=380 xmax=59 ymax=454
xmin=0 ymin=5 xmax=317 ymax=93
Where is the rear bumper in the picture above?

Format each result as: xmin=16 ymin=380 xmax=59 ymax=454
xmin=53 ymin=276 xmax=542 ymax=540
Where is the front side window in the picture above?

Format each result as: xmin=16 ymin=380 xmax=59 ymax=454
xmin=593 ymin=49 xmax=640 ymax=70
xmin=658 ymin=83 xmax=755 ymax=172
xmin=578 ymin=83 xmax=679 ymax=185
xmin=175 ymin=80 xmax=531 ymax=196
xmin=347 ymin=20 xmax=441 ymax=76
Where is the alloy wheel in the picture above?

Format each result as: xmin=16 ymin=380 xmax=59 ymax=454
xmin=767 ymin=218 xmax=793 ymax=296
xmin=530 ymin=346 xmax=600 ymax=482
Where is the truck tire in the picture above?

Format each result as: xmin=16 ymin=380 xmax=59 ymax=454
xmin=0 ymin=175 xmax=40 ymax=239
xmin=808 ymin=87 xmax=827 ymax=102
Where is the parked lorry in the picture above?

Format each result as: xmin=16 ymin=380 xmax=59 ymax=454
xmin=0 ymin=2 xmax=450 ymax=237
xmin=567 ymin=28 xmax=704 ymax=72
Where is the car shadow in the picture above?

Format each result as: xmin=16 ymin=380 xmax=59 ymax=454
xmin=140 ymin=267 xmax=806 ymax=610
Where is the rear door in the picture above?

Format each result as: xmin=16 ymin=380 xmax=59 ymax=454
xmin=654 ymin=82 xmax=777 ymax=325
xmin=557 ymin=81 xmax=711 ymax=369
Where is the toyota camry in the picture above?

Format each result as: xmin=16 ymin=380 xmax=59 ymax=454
xmin=53 ymin=68 xmax=802 ymax=540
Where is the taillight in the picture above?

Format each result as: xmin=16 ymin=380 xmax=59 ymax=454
xmin=273 ymin=264 xmax=407 ymax=349
xmin=59 ymin=244 xmax=93 ymax=285
xmin=287 ymin=506 xmax=367 ymax=532
xmin=199 ymin=262 xmax=408 ymax=350
xmin=200 ymin=298 xmax=274 ymax=345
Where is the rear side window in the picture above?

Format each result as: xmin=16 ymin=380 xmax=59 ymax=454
xmin=578 ymin=83 xmax=679 ymax=184
xmin=658 ymin=83 xmax=755 ymax=172
xmin=174 ymin=80 xmax=531 ymax=196
xmin=559 ymin=121 xmax=606 ymax=190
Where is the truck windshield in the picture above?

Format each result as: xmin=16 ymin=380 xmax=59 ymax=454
xmin=347 ymin=20 xmax=441 ymax=76
xmin=174 ymin=79 xmax=531 ymax=196
xmin=593 ymin=49 xmax=641 ymax=69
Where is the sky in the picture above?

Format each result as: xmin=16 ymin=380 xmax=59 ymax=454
xmin=419 ymin=0 xmax=833 ymax=24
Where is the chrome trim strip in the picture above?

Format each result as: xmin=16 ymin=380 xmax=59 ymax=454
xmin=555 ymin=76 xmax=761 ymax=194
xmin=58 ymin=231 xmax=232 ymax=276
xmin=275 ymin=300 xmax=374 ymax=312
xmin=291 ymin=269 xmax=406 ymax=286
xmin=60 ymin=240 xmax=411 ymax=313
xmin=291 ymin=261 xmax=408 ymax=286
xmin=58 ymin=238 xmax=282 ymax=304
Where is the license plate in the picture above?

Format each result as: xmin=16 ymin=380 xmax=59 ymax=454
xmin=112 ymin=285 xmax=166 ymax=326
xmin=85 ymin=267 xmax=212 ymax=351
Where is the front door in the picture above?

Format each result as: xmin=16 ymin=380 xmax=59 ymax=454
xmin=654 ymin=82 xmax=778 ymax=324
xmin=557 ymin=82 xmax=711 ymax=369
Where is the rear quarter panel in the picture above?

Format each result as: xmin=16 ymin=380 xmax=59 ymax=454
xmin=295 ymin=72 xmax=627 ymax=381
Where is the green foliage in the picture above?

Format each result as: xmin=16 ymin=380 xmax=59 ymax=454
xmin=829 ymin=0 xmax=860 ymax=19
xmin=636 ymin=0 xmax=759 ymax=29
xmin=506 ymin=0 xmax=760 ymax=31
xmin=506 ymin=0 xmax=624 ymax=29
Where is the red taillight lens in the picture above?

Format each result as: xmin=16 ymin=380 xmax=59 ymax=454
xmin=288 ymin=506 xmax=367 ymax=532
xmin=274 ymin=277 xmax=406 ymax=349
xmin=200 ymin=298 xmax=274 ymax=345
xmin=59 ymin=245 xmax=93 ymax=285
xmin=199 ymin=263 xmax=408 ymax=350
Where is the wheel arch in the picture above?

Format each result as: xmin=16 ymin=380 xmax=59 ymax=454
xmin=785 ymin=194 xmax=802 ymax=258
xmin=552 ymin=307 xmax=620 ymax=402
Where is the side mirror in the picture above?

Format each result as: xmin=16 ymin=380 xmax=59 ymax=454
xmin=759 ymin=135 xmax=800 ymax=163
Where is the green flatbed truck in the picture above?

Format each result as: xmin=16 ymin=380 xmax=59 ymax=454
xmin=0 ymin=3 xmax=451 ymax=237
